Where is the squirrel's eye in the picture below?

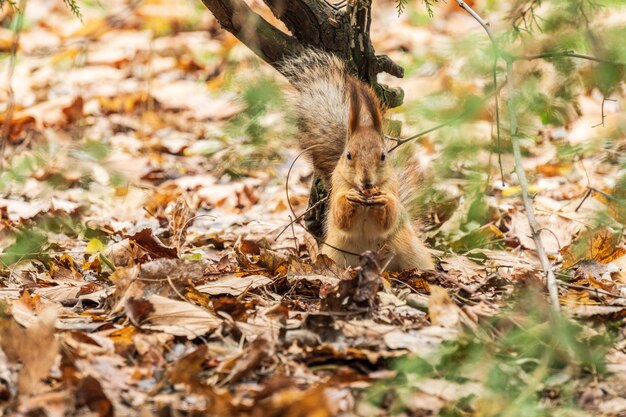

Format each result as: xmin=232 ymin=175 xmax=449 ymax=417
xmin=346 ymin=151 xmax=352 ymax=160
xmin=381 ymin=152 xmax=386 ymax=161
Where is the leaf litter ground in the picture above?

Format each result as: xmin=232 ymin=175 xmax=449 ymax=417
xmin=0 ymin=0 xmax=626 ymax=416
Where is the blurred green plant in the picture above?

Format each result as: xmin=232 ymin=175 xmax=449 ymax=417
xmin=400 ymin=0 xmax=625 ymax=254
xmin=220 ymin=76 xmax=291 ymax=177
xmin=367 ymin=288 xmax=612 ymax=416
xmin=0 ymin=140 xmax=118 ymax=193
xmin=0 ymin=0 xmax=81 ymax=19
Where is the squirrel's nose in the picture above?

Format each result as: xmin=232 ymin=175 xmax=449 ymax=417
xmin=363 ymin=182 xmax=373 ymax=190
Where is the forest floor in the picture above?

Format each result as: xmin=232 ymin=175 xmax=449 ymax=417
xmin=0 ymin=0 xmax=625 ymax=416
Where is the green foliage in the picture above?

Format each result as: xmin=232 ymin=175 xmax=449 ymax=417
xmin=396 ymin=0 xmax=440 ymax=18
xmin=1 ymin=0 xmax=81 ymax=19
xmin=369 ymin=289 xmax=612 ymax=416
xmin=0 ymin=140 xmax=116 ymax=193
xmin=0 ymin=227 xmax=49 ymax=265
xmin=395 ymin=0 xmax=408 ymax=16
xmin=63 ymin=0 xmax=82 ymax=20
xmin=220 ymin=76 xmax=289 ymax=177
xmin=405 ymin=0 xmax=625 ymax=253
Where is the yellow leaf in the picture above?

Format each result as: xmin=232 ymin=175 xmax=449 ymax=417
xmin=560 ymin=228 xmax=626 ymax=268
xmin=502 ymin=184 xmax=540 ymax=197
xmin=591 ymin=188 xmax=626 ymax=225
xmin=536 ymin=162 xmax=572 ymax=177
xmin=68 ymin=18 xmax=109 ymax=39
xmin=85 ymin=239 xmax=105 ymax=255
xmin=107 ymin=326 xmax=136 ymax=345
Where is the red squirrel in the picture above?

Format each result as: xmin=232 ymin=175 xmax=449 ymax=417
xmin=282 ymin=50 xmax=434 ymax=271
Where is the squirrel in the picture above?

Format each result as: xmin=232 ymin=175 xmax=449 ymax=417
xmin=281 ymin=50 xmax=435 ymax=272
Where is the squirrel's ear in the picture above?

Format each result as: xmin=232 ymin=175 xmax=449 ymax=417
xmin=363 ymin=91 xmax=383 ymax=133
xmin=348 ymin=79 xmax=361 ymax=135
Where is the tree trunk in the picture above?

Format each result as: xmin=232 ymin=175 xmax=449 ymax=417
xmin=199 ymin=0 xmax=404 ymax=241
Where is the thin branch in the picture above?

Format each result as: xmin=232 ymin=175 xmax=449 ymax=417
xmin=0 ymin=0 xmax=27 ymax=170
xmin=388 ymin=79 xmax=507 ymax=152
xmin=519 ymin=51 xmax=624 ymax=66
xmin=592 ymin=98 xmax=617 ymax=128
xmin=456 ymin=0 xmax=496 ymax=46
xmin=387 ymin=113 xmax=466 ymax=152
xmin=274 ymin=196 xmax=328 ymax=241
xmin=493 ymin=58 xmax=504 ymax=186
xmin=558 ymin=281 xmax=625 ymax=300
xmin=506 ymin=60 xmax=560 ymax=310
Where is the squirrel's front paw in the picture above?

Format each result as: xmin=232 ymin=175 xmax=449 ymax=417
xmin=366 ymin=192 xmax=388 ymax=206
xmin=345 ymin=189 xmax=369 ymax=205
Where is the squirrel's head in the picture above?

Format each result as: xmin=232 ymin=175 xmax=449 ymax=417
xmin=338 ymin=79 xmax=391 ymax=192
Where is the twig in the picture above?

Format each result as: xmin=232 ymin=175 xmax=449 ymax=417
xmin=0 ymin=0 xmax=27 ymax=170
xmin=558 ymin=281 xmax=625 ymax=300
xmin=506 ymin=60 xmax=560 ymax=310
xmin=493 ymin=59 xmax=504 ymax=186
xmin=274 ymin=196 xmax=328 ymax=241
xmin=387 ymin=113 xmax=466 ymax=152
xmin=575 ymin=188 xmax=592 ymax=212
xmin=387 ymin=80 xmax=507 ymax=152
xmin=519 ymin=51 xmax=623 ymax=66
xmin=456 ymin=0 xmax=496 ymax=45
xmin=592 ymin=98 xmax=617 ymax=128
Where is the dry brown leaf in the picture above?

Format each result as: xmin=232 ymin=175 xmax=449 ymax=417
xmin=508 ymin=201 xmax=581 ymax=255
xmin=139 ymin=295 xmax=221 ymax=338
xmin=169 ymin=345 xmax=208 ymax=387
xmin=428 ymin=285 xmax=462 ymax=329
xmin=151 ymin=80 xmax=244 ymax=121
xmin=0 ymin=305 xmax=59 ymax=395
xmin=127 ymin=228 xmax=178 ymax=259
xmin=0 ymin=198 xmax=80 ymax=222
xmin=591 ymin=188 xmax=626 ymax=225
xmin=264 ymin=384 xmax=332 ymax=417
xmin=220 ymin=337 xmax=271 ymax=385
xmin=76 ymin=376 xmax=114 ymax=417
xmin=195 ymin=274 xmax=271 ymax=296
xmin=383 ymin=326 xmax=458 ymax=354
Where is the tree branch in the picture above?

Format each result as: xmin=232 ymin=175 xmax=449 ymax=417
xmin=261 ymin=0 xmax=341 ymax=51
xmin=200 ymin=0 xmax=300 ymax=69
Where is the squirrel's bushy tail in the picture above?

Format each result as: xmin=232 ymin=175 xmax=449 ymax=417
xmin=280 ymin=50 xmax=351 ymax=183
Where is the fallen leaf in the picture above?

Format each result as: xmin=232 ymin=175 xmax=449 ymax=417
xmin=428 ymin=285 xmax=462 ymax=329
xmin=195 ymin=274 xmax=271 ymax=296
xmin=76 ymin=376 xmax=114 ymax=417
xmin=560 ymin=228 xmax=626 ymax=269
xmin=0 ymin=305 xmax=59 ymax=395
xmin=139 ymin=295 xmax=222 ymax=338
